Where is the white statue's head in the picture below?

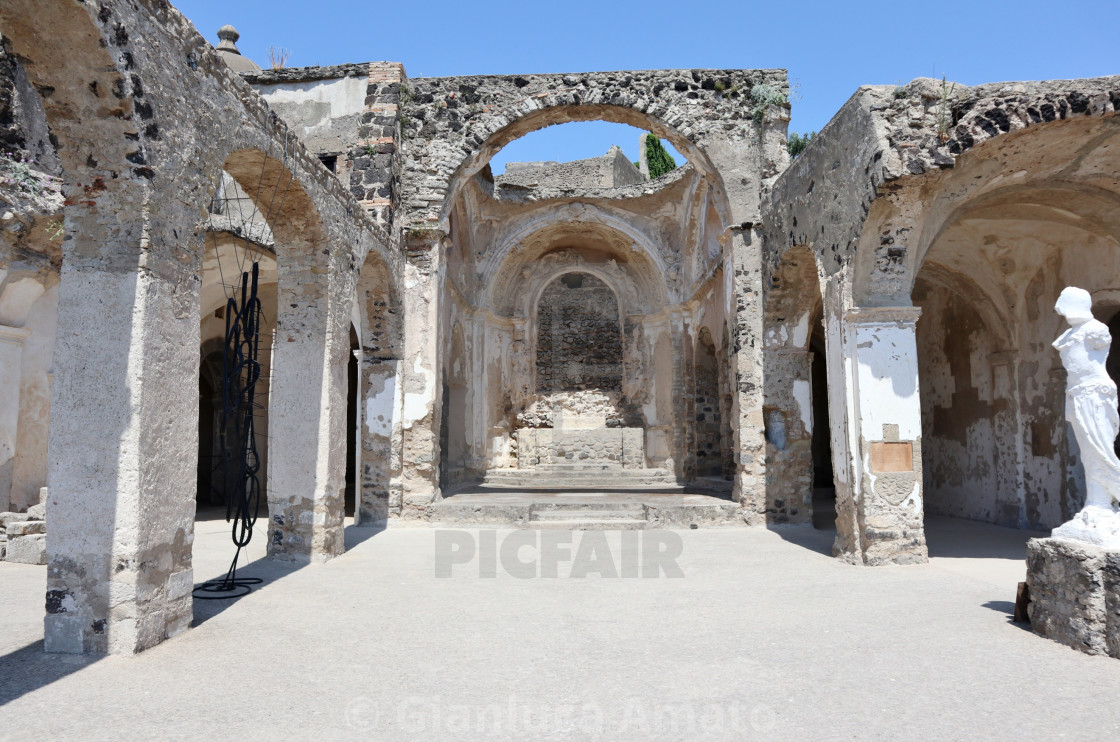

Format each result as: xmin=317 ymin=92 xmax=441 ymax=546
xmin=1055 ymin=286 xmax=1095 ymax=324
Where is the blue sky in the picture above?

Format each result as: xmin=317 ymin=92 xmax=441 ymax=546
xmin=176 ymin=0 xmax=1117 ymax=172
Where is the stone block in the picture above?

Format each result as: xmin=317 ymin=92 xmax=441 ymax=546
xmin=5 ymin=532 xmax=46 ymax=564
xmin=6 ymin=519 xmax=44 ymax=536
xmin=1026 ymin=537 xmax=1120 ymax=658
xmin=0 ymin=511 xmax=31 ymax=529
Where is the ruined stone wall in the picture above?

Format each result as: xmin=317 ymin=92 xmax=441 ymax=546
xmin=497 ymin=146 xmax=644 ymax=191
xmin=694 ymin=330 xmax=722 ymax=477
xmin=536 ymin=272 xmax=623 ymax=393
xmin=760 ymin=74 xmax=1120 ymax=561
xmin=914 ymin=272 xmax=1018 ymax=525
xmin=396 ymin=67 xmax=787 ymax=229
xmin=1 ymin=0 xmax=400 ymax=655
xmin=246 ymin=62 xmax=405 ymax=227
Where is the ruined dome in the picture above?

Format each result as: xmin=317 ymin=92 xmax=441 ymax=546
xmin=214 ymin=25 xmax=261 ymax=73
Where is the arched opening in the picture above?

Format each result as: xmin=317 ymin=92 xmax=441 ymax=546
xmin=196 ymin=176 xmax=280 ymax=528
xmin=488 ymin=121 xmax=682 ymax=181
xmin=809 ymin=318 xmax=835 ymax=529
xmin=907 ymin=118 xmax=1120 ymax=533
xmin=428 ymin=92 xmax=738 ymax=515
xmin=345 ymin=325 xmax=359 ymax=518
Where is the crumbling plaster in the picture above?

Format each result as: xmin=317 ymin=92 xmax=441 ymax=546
xmin=761 ymin=74 xmax=1120 ymax=563
xmin=1 ymin=0 xmax=397 ymax=655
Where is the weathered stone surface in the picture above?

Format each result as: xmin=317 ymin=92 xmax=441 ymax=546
xmin=1026 ymin=537 xmax=1120 ymax=657
xmin=6 ymin=518 xmax=43 ymax=536
xmin=0 ymin=0 xmax=1117 ymax=664
xmin=5 ymin=531 xmax=44 ymax=564
xmin=497 ymin=145 xmax=644 ymax=191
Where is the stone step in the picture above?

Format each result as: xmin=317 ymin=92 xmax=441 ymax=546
xmin=529 ymin=502 xmax=649 ymax=529
xmin=527 ymin=519 xmax=649 ymax=530
xmin=482 ymin=469 xmax=679 ymax=489
xmin=531 ymin=505 xmax=646 ymax=521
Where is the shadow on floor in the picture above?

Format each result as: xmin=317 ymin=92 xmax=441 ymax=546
xmin=770 ymin=524 xmax=835 ymax=557
xmin=924 ymin=515 xmax=1047 ymax=560
xmin=0 ymin=640 xmax=99 ymax=708
xmin=982 ymin=600 xmax=1034 ymax=632
xmin=192 ymin=515 xmax=388 ymax=627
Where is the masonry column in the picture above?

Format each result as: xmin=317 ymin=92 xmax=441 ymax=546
xmin=727 ymin=227 xmax=766 ymax=522
xmin=45 ymin=207 xmax=200 ymax=655
xmin=267 ymin=246 xmax=351 ymax=561
xmin=398 ymin=228 xmax=445 ymax=512
xmin=836 ymin=305 xmax=928 ymax=565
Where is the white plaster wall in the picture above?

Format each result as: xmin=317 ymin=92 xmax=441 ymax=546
xmin=254 ymin=76 xmax=367 ymax=150
xmin=10 ymin=285 xmax=57 ymax=510
xmin=851 ymin=321 xmax=922 ymax=442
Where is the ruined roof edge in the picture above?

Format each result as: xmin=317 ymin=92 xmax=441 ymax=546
xmin=241 ymin=64 xmax=788 ymax=85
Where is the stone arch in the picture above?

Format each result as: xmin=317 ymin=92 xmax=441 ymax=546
xmin=437 ymin=103 xmax=727 ymax=227
xmin=0 ymin=1 xmax=144 ymax=200
xmin=399 ymin=68 xmax=790 ymax=231
xmin=400 ymin=68 xmax=786 ymax=510
xmin=481 ymin=204 xmax=673 ymax=308
xmin=487 ymin=224 xmax=670 ymax=318
xmin=903 ymin=118 xmax=1120 ymax=530
xmin=852 ymin=113 xmax=1120 ymax=306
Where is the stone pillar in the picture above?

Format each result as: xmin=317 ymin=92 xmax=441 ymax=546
xmin=727 ymin=228 xmax=766 ymax=522
xmin=0 ymin=325 xmax=30 ymax=508
xmin=835 ymin=306 xmax=927 ymax=565
xmin=359 ymin=357 xmax=402 ymax=524
xmin=762 ymin=347 xmax=813 ymax=524
xmin=45 ymin=255 xmax=198 ymax=655
xmin=267 ymin=260 xmax=349 ymax=562
xmin=398 ymin=229 xmax=444 ymax=512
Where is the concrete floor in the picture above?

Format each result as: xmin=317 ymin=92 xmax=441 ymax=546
xmin=2 ymin=514 xmax=1119 ymax=740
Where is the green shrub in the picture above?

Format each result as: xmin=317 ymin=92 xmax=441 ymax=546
xmin=749 ymin=83 xmax=788 ymax=123
xmin=644 ymin=135 xmax=676 ymax=178
xmin=787 ymin=131 xmax=816 ymax=159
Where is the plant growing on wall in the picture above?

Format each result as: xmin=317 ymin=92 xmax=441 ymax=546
xmin=936 ymin=75 xmax=958 ymax=143
xmin=268 ymin=46 xmax=291 ymax=69
xmin=749 ymin=83 xmax=788 ymax=123
xmin=645 ymin=135 xmax=677 ymax=178
xmin=787 ymin=131 xmax=816 ymax=159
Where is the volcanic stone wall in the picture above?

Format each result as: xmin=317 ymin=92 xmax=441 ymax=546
xmin=536 ymin=273 xmax=622 ymax=393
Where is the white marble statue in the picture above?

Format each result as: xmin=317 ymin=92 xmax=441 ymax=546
xmin=1051 ymin=286 xmax=1120 ymax=549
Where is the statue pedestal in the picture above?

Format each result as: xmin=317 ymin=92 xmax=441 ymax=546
xmin=1025 ymin=537 xmax=1120 ymax=658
